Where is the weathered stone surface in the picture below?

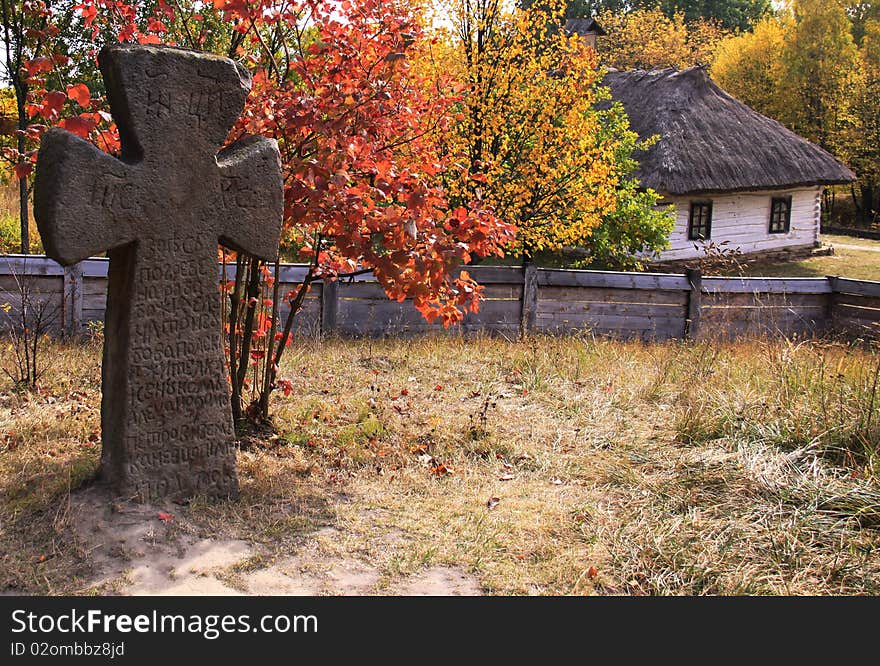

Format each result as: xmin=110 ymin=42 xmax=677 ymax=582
xmin=34 ymin=44 xmax=283 ymax=501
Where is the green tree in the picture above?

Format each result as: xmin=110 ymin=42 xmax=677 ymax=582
xmin=846 ymin=1 xmax=880 ymax=44
xmin=839 ymin=18 xmax=880 ymax=222
xmin=578 ymin=106 xmax=674 ymax=269
xmin=654 ymin=0 xmax=771 ymax=31
xmin=525 ymin=0 xmax=772 ymax=30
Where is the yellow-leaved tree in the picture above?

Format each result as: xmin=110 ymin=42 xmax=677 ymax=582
xmin=423 ymin=0 xmax=673 ymax=265
xmin=712 ymin=16 xmax=788 ymax=121
xmin=838 ymin=17 xmax=880 ymax=222
xmin=595 ymin=8 xmax=729 ymax=71
xmin=713 ymin=0 xmax=875 ymax=221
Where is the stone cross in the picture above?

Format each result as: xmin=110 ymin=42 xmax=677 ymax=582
xmin=33 ymin=45 xmax=283 ymax=501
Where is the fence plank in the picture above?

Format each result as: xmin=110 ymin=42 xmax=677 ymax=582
xmin=828 ymin=276 xmax=880 ymax=298
xmin=80 ymin=259 xmax=109 ymax=278
xmin=702 ymin=277 xmax=832 ymax=294
xmin=338 ymin=298 xmax=522 ymax=330
xmin=0 ymin=255 xmax=65 ymax=277
xmin=702 ymin=311 xmax=827 ymax=334
xmin=0 ymin=293 xmax=64 ymax=334
xmin=538 ymin=268 xmax=690 ymax=291
xmin=704 ymin=292 xmax=829 ymax=308
xmin=458 ymin=265 xmax=525 ymax=284
xmin=537 ymin=286 xmax=688 ymax=305
xmin=0 ymin=275 xmax=60 ymax=294
xmin=83 ymin=278 xmax=109 ymax=296
xmin=338 ymin=282 xmax=391 ymax=300
xmin=832 ymin=303 xmax=880 ymax=323
xmin=699 ymin=318 xmax=822 ymax=339
xmin=536 ymin=312 xmax=685 ymax=332
xmin=537 ymin=301 xmax=684 ymax=318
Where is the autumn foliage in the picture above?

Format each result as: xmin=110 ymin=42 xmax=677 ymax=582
xmin=712 ymin=0 xmax=880 ymax=224
xmin=9 ymin=0 xmax=673 ymax=419
xmin=595 ymin=7 xmax=729 ymax=71
xmin=424 ymin=0 xmax=672 ymax=261
xmin=15 ymin=0 xmax=519 ymax=419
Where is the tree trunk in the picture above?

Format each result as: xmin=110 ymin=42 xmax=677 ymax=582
xmin=15 ymin=82 xmax=29 ymax=254
xmin=861 ymin=185 xmax=876 ymax=226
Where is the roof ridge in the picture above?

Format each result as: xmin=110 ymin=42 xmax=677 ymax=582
xmin=602 ymin=68 xmax=855 ymax=195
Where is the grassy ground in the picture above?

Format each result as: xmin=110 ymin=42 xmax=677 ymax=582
xmin=2 ymin=334 xmax=879 ymax=595
xmin=736 ymin=234 xmax=880 ymax=281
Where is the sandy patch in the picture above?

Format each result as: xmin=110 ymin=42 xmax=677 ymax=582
xmin=68 ymin=486 xmax=481 ymax=596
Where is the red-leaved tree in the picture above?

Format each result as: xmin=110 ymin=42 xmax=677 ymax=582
xmin=40 ymin=0 xmax=515 ymax=421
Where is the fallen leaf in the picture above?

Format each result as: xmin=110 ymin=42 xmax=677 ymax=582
xmin=587 ymin=566 xmax=599 ymax=580
xmin=157 ymin=511 xmax=173 ymax=523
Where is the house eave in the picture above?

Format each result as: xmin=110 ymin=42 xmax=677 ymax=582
xmin=649 ymin=178 xmax=856 ymax=198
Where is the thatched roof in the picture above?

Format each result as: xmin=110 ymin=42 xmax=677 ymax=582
xmin=604 ymin=67 xmax=855 ymax=196
xmin=565 ymin=18 xmax=606 ymax=37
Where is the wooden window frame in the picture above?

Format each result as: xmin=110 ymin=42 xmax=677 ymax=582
xmin=769 ymin=196 xmax=792 ymax=234
xmin=688 ymin=201 xmax=712 ymax=241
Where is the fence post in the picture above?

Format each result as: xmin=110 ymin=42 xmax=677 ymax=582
xmin=825 ymin=275 xmax=839 ymax=332
xmin=520 ymin=262 xmax=538 ymax=338
xmin=684 ymin=267 xmax=701 ymax=340
xmin=321 ymin=278 xmax=338 ymax=336
xmin=62 ymin=262 xmax=83 ymax=337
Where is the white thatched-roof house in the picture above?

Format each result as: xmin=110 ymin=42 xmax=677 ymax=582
xmin=604 ymin=67 xmax=856 ymax=262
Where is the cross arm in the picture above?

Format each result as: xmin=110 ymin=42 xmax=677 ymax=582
xmin=215 ymin=136 xmax=284 ymax=261
xmin=34 ymin=128 xmax=138 ymax=266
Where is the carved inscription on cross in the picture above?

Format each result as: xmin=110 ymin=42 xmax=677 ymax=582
xmin=34 ymin=45 xmax=283 ymax=501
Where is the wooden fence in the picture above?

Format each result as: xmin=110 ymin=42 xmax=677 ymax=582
xmin=2 ymin=254 xmax=880 ymax=341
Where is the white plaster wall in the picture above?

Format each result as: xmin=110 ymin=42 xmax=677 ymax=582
xmin=656 ymin=186 xmax=822 ymax=262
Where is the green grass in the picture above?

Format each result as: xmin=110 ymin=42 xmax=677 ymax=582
xmin=736 ymin=235 xmax=880 ymax=281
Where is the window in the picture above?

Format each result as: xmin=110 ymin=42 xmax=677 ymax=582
xmin=769 ymin=196 xmax=792 ymax=234
xmin=688 ymin=201 xmax=712 ymax=240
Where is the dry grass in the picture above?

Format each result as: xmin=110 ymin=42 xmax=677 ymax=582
xmin=0 ymin=180 xmax=41 ymax=255
xmin=2 ymin=334 xmax=880 ymax=595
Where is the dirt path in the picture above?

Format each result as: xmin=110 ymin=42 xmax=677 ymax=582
xmin=71 ymin=487 xmax=481 ymax=596
xmin=829 ymin=242 xmax=880 ymax=253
